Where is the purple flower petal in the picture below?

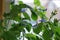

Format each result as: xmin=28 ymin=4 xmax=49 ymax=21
xmin=39 ymin=19 xmax=46 ymax=22
xmin=21 ymin=8 xmax=26 ymax=12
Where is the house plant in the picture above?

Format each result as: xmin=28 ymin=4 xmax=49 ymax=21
xmin=0 ymin=0 xmax=60 ymax=40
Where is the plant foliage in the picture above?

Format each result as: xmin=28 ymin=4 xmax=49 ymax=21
xmin=0 ymin=0 xmax=60 ymax=40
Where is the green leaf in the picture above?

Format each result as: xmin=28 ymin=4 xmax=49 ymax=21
xmin=54 ymin=27 xmax=60 ymax=36
xmin=54 ymin=33 xmax=60 ymax=40
xmin=23 ymin=12 xmax=30 ymax=20
xmin=47 ymin=22 xmax=54 ymax=29
xmin=54 ymin=27 xmax=60 ymax=40
xmin=26 ymin=23 xmax=32 ymax=32
xmin=10 ymin=23 xmax=24 ymax=32
xmin=25 ymin=34 xmax=42 ymax=40
xmin=19 ymin=4 xmax=28 ymax=8
xmin=34 ymin=0 xmax=41 ymax=6
xmin=20 ymin=21 xmax=32 ymax=32
xmin=36 ymin=36 xmax=42 ymax=40
xmin=19 ymin=1 xmax=23 ymax=4
xmin=43 ymin=30 xmax=53 ymax=40
xmin=3 ymin=31 xmax=17 ymax=40
xmin=25 ymin=33 xmax=37 ymax=40
xmin=31 ymin=10 xmax=38 ymax=21
xmin=11 ymin=5 xmax=20 ymax=13
xmin=34 ymin=0 xmax=44 ymax=8
xmin=38 ymin=11 xmax=47 ymax=19
xmin=33 ymin=23 xmax=42 ymax=34
xmin=13 ymin=16 xmax=21 ymax=21
xmin=54 ymin=19 xmax=58 ymax=26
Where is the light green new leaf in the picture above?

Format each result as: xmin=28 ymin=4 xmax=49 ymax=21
xmin=34 ymin=0 xmax=41 ymax=6
xmin=19 ymin=1 xmax=23 ymax=4
xmin=23 ymin=12 xmax=30 ymax=20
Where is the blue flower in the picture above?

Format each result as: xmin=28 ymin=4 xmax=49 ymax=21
xmin=21 ymin=8 xmax=26 ymax=12
xmin=39 ymin=19 xmax=46 ymax=22
xmin=37 ymin=7 xmax=47 ymax=11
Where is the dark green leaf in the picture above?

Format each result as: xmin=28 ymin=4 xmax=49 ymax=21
xmin=10 ymin=23 xmax=24 ymax=32
xmin=2 ymin=31 xmax=17 ymax=40
xmin=33 ymin=23 xmax=42 ymax=34
xmin=13 ymin=16 xmax=21 ymax=21
xmin=54 ymin=27 xmax=60 ymax=36
xmin=26 ymin=23 xmax=32 ymax=32
xmin=54 ymin=19 xmax=58 ymax=26
xmin=31 ymin=10 xmax=38 ymax=20
xmin=43 ymin=30 xmax=53 ymax=40
xmin=54 ymin=33 xmax=60 ymax=40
